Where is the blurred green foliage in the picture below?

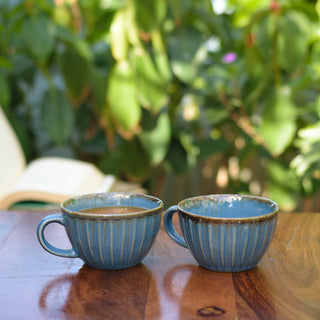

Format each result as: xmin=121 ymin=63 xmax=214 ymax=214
xmin=0 ymin=0 xmax=320 ymax=211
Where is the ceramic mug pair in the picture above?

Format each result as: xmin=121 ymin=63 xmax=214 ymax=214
xmin=37 ymin=192 xmax=278 ymax=272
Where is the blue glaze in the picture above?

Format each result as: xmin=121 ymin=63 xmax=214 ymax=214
xmin=37 ymin=214 xmax=78 ymax=258
xmin=179 ymin=194 xmax=277 ymax=219
xmin=163 ymin=206 xmax=187 ymax=248
xmin=37 ymin=192 xmax=163 ymax=270
xmin=164 ymin=194 xmax=278 ymax=272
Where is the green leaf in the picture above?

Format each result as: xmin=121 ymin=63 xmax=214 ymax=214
xmin=202 ymin=65 xmax=231 ymax=94
xmin=165 ymin=138 xmax=189 ymax=174
xmin=41 ymin=90 xmax=74 ymax=145
xmin=255 ymin=13 xmax=277 ymax=60
xmin=55 ymin=27 xmax=92 ymax=60
xmin=99 ymin=0 xmax=127 ymax=10
xmin=140 ymin=107 xmax=159 ymax=131
xmin=172 ymin=61 xmax=198 ymax=84
xmin=168 ymin=26 xmax=204 ymax=83
xmin=286 ymin=10 xmax=315 ymax=40
xmin=107 ymin=62 xmax=141 ymax=134
xmin=0 ymin=57 xmax=12 ymax=70
xmin=228 ymin=0 xmax=269 ymax=27
xmin=59 ymin=47 xmax=91 ymax=106
xmin=168 ymin=26 xmax=203 ymax=62
xmin=277 ymin=12 xmax=308 ymax=71
xmin=291 ymin=123 xmax=320 ymax=177
xmin=139 ymin=112 xmax=171 ymax=165
xmin=123 ymin=1 xmax=140 ymax=47
xmin=154 ymin=50 xmax=171 ymax=83
xmin=53 ymin=5 xmax=72 ymax=27
xmin=260 ymin=117 xmax=296 ymax=157
xmin=205 ymin=108 xmax=229 ymax=126
xmin=152 ymin=31 xmax=172 ymax=83
xmin=169 ymin=0 xmax=192 ymax=21
xmin=110 ymin=10 xmax=129 ymax=62
xmin=98 ymin=150 xmax=122 ymax=176
xmin=266 ymin=161 xmax=300 ymax=211
xmin=133 ymin=0 xmax=167 ymax=33
xmin=268 ymin=161 xmax=300 ymax=191
xmin=8 ymin=114 xmax=32 ymax=160
xmin=21 ymin=14 xmax=55 ymax=63
xmin=259 ymin=86 xmax=297 ymax=156
xmin=80 ymin=131 xmax=108 ymax=155
xmin=266 ymin=182 xmax=298 ymax=211
xmin=0 ymin=74 xmax=10 ymax=111
xmin=90 ymin=68 xmax=107 ymax=113
xmin=298 ymin=123 xmax=320 ymax=142
xmin=291 ymin=148 xmax=320 ymax=177
xmin=316 ymin=96 xmax=320 ymax=118
xmin=121 ymin=137 xmax=150 ymax=178
xmin=195 ymin=137 xmax=229 ymax=159
xmin=133 ymin=50 xmax=169 ymax=112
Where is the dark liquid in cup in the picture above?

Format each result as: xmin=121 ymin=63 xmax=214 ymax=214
xmin=79 ymin=206 xmax=147 ymax=214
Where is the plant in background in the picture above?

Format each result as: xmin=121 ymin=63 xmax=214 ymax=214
xmin=0 ymin=0 xmax=319 ymax=211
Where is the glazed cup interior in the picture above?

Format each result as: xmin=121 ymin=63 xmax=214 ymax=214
xmin=178 ymin=194 xmax=278 ymax=220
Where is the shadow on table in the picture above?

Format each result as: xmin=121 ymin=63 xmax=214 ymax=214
xmin=39 ymin=263 xmax=159 ymax=320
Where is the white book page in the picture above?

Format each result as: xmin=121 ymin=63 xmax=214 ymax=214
xmin=7 ymin=157 xmax=106 ymax=197
xmin=0 ymin=107 xmax=26 ymax=200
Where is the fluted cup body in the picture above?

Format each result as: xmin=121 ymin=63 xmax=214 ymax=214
xmin=37 ymin=193 xmax=163 ymax=270
xmin=164 ymin=195 xmax=278 ymax=272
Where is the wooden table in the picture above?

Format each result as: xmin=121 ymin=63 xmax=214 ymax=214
xmin=0 ymin=210 xmax=319 ymax=320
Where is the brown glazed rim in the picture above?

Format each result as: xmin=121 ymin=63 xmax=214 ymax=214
xmin=177 ymin=194 xmax=279 ymax=223
xmin=61 ymin=192 xmax=163 ymax=219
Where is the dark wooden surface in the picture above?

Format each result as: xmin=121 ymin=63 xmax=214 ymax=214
xmin=0 ymin=210 xmax=319 ymax=320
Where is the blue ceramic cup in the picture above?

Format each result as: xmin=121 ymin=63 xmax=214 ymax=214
xmin=164 ymin=194 xmax=278 ymax=272
xmin=37 ymin=192 xmax=163 ymax=270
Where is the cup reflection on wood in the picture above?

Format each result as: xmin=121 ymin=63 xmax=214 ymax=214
xmin=37 ymin=192 xmax=163 ymax=270
xmin=163 ymin=265 xmax=236 ymax=318
xmin=164 ymin=194 xmax=278 ymax=272
xmin=39 ymin=264 xmax=159 ymax=319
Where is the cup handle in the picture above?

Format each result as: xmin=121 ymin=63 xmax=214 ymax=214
xmin=37 ymin=214 xmax=78 ymax=258
xmin=163 ymin=206 xmax=187 ymax=248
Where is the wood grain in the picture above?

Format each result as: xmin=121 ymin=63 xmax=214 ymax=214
xmin=233 ymin=213 xmax=320 ymax=320
xmin=0 ymin=211 xmax=319 ymax=319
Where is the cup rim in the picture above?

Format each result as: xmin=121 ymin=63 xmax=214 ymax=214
xmin=177 ymin=194 xmax=279 ymax=222
xmin=61 ymin=192 xmax=163 ymax=219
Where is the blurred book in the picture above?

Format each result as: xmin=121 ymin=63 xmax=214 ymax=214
xmin=0 ymin=107 xmax=144 ymax=210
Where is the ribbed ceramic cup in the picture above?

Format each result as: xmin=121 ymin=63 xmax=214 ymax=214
xmin=164 ymin=194 xmax=278 ymax=272
xmin=37 ymin=192 xmax=163 ymax=270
